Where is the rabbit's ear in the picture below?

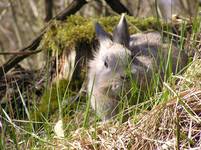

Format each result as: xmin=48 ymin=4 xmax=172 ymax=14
xmin=113 ymin=14 xmax=130 ymax=48
xmin=95 ymin=23 xmax=111 ymax=45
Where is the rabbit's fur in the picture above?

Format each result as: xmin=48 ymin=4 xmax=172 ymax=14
xmin=88 ymin=14 xmax=188 ymax=121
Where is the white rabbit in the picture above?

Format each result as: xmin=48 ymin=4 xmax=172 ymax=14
xmin=87 ymin=14 xmax=188 ymax=121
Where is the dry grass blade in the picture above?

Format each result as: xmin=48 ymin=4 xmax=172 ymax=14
xmin=53 ymin=88 xmax=200 ymax=150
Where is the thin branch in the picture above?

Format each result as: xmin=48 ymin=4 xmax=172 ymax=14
xmin=28 ymin=0 xmax=39 ymax=17
xmin=44 ymin=0 xmax=53 ymax=22
xmin=54 ymin=0 xmax=87 ymax=21
xmin=0 ymin=0 xmax=87 ymax=78
xmin=0 ymin=50 xmax=41 ymax=55
xmin=0 ymin=34 xmax=43 ymax=78
xmin=104 ymin=0 xmax=132 ymax=15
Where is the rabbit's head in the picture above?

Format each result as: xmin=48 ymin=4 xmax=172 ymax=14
xmin=88 ymin=14 xmax=188 ymax=121
xmin=88 ymin=14 xmax=132 ymax=97
xmin=88 ymin=14 xmax=132 ymax=120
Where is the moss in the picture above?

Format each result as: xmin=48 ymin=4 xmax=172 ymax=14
xmin=40 ymin=15 xmax=94 ymax=55
xmin=40 ymin=15 xmax=166 ymax=55
xmin=98 ymin=16 xmax=160 ymax=34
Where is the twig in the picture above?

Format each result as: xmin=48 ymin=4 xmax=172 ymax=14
xmin=28 ymin=0 xmax=38 ymax=17
xmin=0 ymin=50 xmax=41 ymax=55
xmin=162 ymin=30 xmax=201 ymax=44
xmin=44 ymin=0 xmax=53 ymax=22
xmin=54 ymin=0 xmax=87 ymax=21
xmin=0 ymin=0 xmax=87 ymax=78
xmin=104 ymin=0 xmax=132 ymax=15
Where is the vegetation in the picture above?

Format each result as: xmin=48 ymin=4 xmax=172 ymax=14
xmin=1 ymin=13 xmax=201 ymax=150
xmin=40 ymin=15 xmax=160 ymax=55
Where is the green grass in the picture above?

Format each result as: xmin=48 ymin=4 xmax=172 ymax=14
xmin=1 ymin=15 xmax=201 ymax=149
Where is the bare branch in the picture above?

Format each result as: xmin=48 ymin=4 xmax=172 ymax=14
xmin=44 ymin=0 xmax=53 ymax=22
xmin=54 ymin=0 xmax=87 ymax=21
xmin=28 ymin=0 xmax=39 ymax=17
xmin=0 ymin=50 xmax=41 ymax=55
xmin=0 ymin=0 xmax=87 ymax=78
xmin=104 ymin=0 xmax=132 ymax=15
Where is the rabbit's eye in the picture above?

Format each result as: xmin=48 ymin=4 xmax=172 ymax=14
xmin=104 ymin=60 xmax=108 ymax=68
xmin=104 ymin=56 xmax=109 ymax=68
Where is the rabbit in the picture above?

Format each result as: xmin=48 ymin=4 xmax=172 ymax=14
xmin=87 ymin=14 xmax=188 ymax=121
xmin=129 ymin=31 xmax=188 ymax=89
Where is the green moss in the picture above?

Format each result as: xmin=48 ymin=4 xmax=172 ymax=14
xmin=40 ymin=15 xmax=165 ymax=55
xmin=40 ymin=15 xmax=94 ymax=55
xmin=98 ymin=16 xmax=160 ymax=34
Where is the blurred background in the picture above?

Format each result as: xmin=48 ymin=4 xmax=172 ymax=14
xmin=0 ymin=0 xmax=200 ymax=69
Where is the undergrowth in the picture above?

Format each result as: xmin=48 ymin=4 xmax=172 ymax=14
xmin=1 ymin=15 xmax=201 ymax=149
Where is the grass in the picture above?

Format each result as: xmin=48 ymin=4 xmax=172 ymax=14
xmin=1 ymin=15 xmax=201 ymax=149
